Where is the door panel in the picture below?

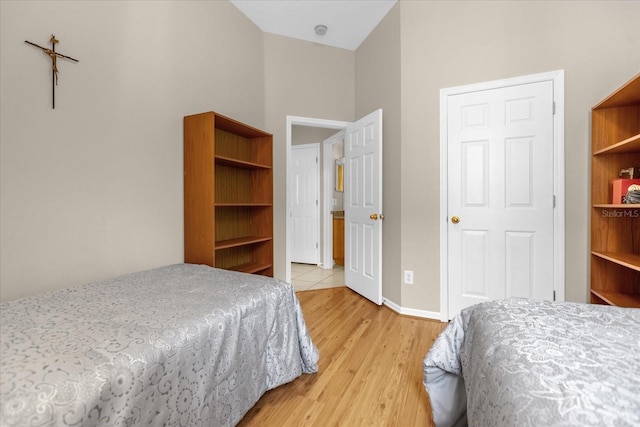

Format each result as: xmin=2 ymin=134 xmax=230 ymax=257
xmin=506 ymin=231 xmax=534 ymax=298
xmin=462 ymin=141 xmax=488 ymax=207
xmin=348 ymin=220 xmax=360 ymax=271
xmin=506 ymin=137 xmax=533 ymax=206
xmin=363 ymin=221 xmax=375 ymax=279
xmin=461 ymin=230 xmax=489 ymax=297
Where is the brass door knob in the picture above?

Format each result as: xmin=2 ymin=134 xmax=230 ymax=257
xmin=370 ymin=213 xmax=378 ymax=220
xmin=451 ymin=216 xmax=460 ymax=224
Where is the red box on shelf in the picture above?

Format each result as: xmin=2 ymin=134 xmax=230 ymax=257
xmin=612 ymin=179 xmax=640 ymax=204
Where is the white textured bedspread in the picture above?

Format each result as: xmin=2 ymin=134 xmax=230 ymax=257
xmin=423 ymin=299 xmax=640 ymax=427
xmin=1 ymin=264 xmax=319 ymax=426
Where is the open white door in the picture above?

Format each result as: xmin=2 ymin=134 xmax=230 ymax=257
xmin=344 ymin=109 xmax=383 ymax=305
xmin=290 ymin=144 xmax=320 ymax=264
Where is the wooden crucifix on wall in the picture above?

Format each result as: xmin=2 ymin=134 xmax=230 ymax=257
xmin=25 ymin=35 xmax=79 ymax=109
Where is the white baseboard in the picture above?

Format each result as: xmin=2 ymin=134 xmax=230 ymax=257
xmin=383 ymin=298 xmax=442 ymax=321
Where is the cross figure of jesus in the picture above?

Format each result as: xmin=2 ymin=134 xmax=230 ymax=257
xmin=25 ymin=35 xmax=79 ymax=109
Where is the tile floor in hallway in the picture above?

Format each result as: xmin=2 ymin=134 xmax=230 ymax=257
xmin=291 ymin=263 xmax=345 ymax=292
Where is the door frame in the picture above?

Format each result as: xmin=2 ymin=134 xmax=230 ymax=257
xmin=322 ymin=130 xmax=345 ymax=269
xmin=286 ymin=116 xmax=350 ymax=285
xmin=439 ymin=70 xmax=566 ymax=321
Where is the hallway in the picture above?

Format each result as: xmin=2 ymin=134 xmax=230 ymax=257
xmin=291 ymin=263 xmax=345 ymax=292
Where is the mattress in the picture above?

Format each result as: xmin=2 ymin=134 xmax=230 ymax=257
xmin=423 ymin=298 xmax=640 ymax=426
xmin=1 ymin=263 xmax=319 ymax=426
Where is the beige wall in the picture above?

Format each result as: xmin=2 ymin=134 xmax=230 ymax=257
xmin=388 ymin=0 xmax=639 ymax=311
xmin=292 ymin=126 xmax=337 ymax=147
xmin=355 ymin=5 xmax=402 ymax=305
xmin=0 ymin=1 xmax=264 ymax=301
xmin=263 ymin=33 xmax=355 ymax=280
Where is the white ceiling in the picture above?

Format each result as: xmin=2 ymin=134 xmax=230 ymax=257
xmin=230 ymin=0 xmax=397 ymax=51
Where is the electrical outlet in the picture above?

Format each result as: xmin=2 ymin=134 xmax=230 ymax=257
xmin=404 ymin=270 xmax=414 ymax=285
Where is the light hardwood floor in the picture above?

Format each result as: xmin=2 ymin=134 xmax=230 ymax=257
xmin=238 ymin=287 xmax=447 ymax=426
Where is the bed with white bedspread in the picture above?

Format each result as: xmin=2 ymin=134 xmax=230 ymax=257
xmin=423 ymin=298 xmax=640 ymax=427
xmin=1 ymin=263 xmax=318 ymax=426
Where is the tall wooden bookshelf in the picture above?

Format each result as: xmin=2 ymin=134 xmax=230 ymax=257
xmin=184 ymin=112 xmax=273 ymax=277
xmin=590 ymin=73 xmax=640 ymax=307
